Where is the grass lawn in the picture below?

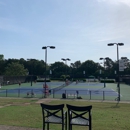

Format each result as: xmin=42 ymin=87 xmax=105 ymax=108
xmin=0 ymin=98 xmax=130 ymax=130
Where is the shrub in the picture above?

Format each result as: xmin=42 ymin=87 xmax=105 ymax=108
xmin=100 ymin=79 xmax=115 ymax=83
xmin=37 ymin=79 xmax=50 ymax=82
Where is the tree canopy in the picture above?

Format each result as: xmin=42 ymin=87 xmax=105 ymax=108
xmin=5 ymin=62 xmax=28 ymax=76
xmin=0 ymin=58 xmax=129 ymax=79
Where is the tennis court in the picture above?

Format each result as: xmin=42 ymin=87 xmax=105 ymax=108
xmin=51 ymin=82 xmax=119 ymax=100
xmin=0 ymin=81 xmax=64 ymax=97
xmin=0 ymin=81 xmax=130 ymax=101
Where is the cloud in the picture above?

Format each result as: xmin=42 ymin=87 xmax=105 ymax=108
xmin=118 ymin=0 xmax=130 ymax=6
xmin=97 ymin=0 xmax=130 ymax=7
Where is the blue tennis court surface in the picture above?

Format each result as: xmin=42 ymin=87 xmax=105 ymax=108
xmin=0 ymin=81 xmax=65 ymax=94
xmin=50 ymin=82 xmax=118 ymax=97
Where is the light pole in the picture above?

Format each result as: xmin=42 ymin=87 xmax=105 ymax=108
xmin=42 ymin=46 xmax=55 ymax=98
xmin=27 ymin=58 xmax=34 ymax=86
xmin=61 ymin=58 xmax=71 ymax=65
xmin=61 ymin=58 xmax=71 ymax=78
xmin=99 ymin=57 xmax=109 ymax=88
xmin=107 ymin=43 xmax=124 ymax=101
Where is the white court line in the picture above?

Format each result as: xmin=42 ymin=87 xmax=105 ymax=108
xmin=111 ymin=89 xmax=122 ymax=97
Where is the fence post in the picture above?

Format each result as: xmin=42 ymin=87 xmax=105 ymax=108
xmin=31 ymin=89 xmax=33 ymax=98
xmin=53 ymin=90 xmax=55 ymax=98
xmin=18 ymin=89 xmax=20 ymax=97
xmin=65 ymin=90 xmax=66 ymax=97
xmin=6 ymin=89 xmax=7 ymax=97
xmin=103 ymin=91 xmax=105 ymax=100
xmin=42 ymin=91 xmax=43 ymax=98
xmin=90 ymin=91 xmax=91 ymax=100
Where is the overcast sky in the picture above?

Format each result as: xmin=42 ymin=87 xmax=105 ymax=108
xmin=0 ymin=0 xmax=130 ymax=65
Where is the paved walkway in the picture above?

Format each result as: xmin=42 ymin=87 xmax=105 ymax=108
xmin=0 ymin=125 xmax=42 ymax=130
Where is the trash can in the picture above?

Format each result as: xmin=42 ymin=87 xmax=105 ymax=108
xmin=62 ymin=93 xmax=66 ymax=99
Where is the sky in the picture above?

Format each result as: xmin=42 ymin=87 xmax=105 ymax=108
xmin=0 ymin=0 xmax=130 ymax=65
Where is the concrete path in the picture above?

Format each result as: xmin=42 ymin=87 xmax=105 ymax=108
xmin=0 ymin=125 xmax=42 ymax=130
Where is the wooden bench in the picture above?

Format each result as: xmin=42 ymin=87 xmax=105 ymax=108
xmin=67 ymin=93 xmax=77 ymax=99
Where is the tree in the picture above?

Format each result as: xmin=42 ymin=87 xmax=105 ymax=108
xmin=0 ymin=60 xmax=5 ymax=75
xmin=73 ymin=60 xmax=81 ymax=68
xmin=80 ymin=60 xmax=99 ymax=77
xmin=25 ymin=59 xmax=45 ymax=75
xmin=104 ymin=58 xmax=116 ymax=78
xmin=0 ymin=54 xmax=4 ymax=60
xmin=5 ymin=62 xmax=28 ymax=76
xmin=50 ymin=62 xmax=65 ymax=78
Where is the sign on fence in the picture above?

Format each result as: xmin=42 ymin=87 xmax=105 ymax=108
xmin=119 ymin=59 xmax=125 ymax=71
